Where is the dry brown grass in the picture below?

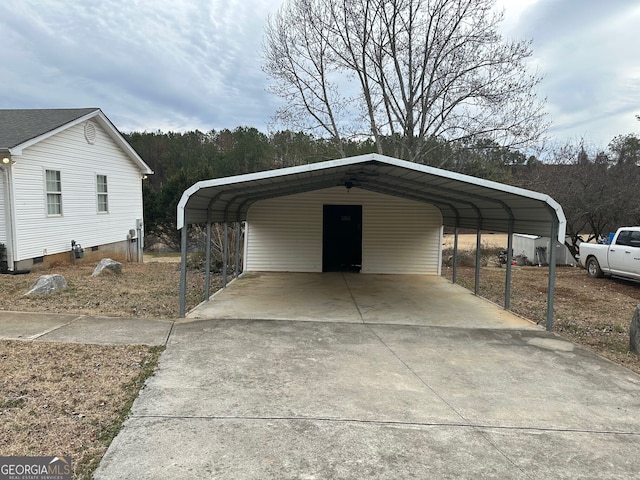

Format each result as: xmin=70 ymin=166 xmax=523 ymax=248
xmin=0 ymin=260 xmax=220 ymax=317
xmin=0 ymin=258 xmax=214 ymax=479
xmin=442 ymin=232 xmax=509 ymax=250
xmin=0 ymin=341 xmax=162 ymax=479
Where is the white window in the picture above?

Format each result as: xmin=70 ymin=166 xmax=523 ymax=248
xmin=97 ymin=174 xmax=108 ymax=213
xmin=45 ymin=169 xmax=62 ymax=215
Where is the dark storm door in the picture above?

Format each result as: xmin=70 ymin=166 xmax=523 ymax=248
xmin=322 ymin=204 xmax=362 ymax=272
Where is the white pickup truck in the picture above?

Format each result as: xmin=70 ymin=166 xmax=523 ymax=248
xmin=579 ymin=227 xmax=640 ymax=280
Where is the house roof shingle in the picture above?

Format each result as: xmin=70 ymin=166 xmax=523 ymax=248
xmin=0 ymin=108 xmax=99 ymax=148
xmin=0 ymin=107 xmax=152 ymax=174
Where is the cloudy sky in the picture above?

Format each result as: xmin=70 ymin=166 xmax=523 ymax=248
xmin=1 ymin=0 xmax=638 ymax=150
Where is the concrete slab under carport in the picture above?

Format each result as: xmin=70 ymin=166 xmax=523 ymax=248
xmin=95 ymin=318 xmax=640 ymax=479
xmin=187 ymin=272 xmax=535 ymax=329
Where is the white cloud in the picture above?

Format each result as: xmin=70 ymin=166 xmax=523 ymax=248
xmin=505 ymin=0 xmax=640 ymax=145
xmin=0 ymin=0 xmax=282 ymax=132
xmin=1 ymin=0 xmax=638 ymax=147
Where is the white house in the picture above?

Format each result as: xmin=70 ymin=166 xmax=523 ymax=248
xmin=0 ymin=108 xmax=153 ymax=272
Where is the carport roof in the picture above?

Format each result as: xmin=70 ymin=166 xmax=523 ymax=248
xmin=177 ymin=154 xmax=565 ymax=240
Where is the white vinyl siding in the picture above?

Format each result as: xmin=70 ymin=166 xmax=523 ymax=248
xmin=0 ymin=170 xmax=6 ymax=244
xmin=246 ymin=195 xmax=322 ymax=272
xmin=45 ymin=169 xmax=62 ymax=215
xmin=245 ymin=186 xmax=442 ymax=274
xmin=97 ymin=174 xmax=108 ymax=213
xmin=9 ymin=121 xmax=144 ymax=261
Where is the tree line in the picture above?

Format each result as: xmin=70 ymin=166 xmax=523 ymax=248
xmin=124 ymin=128 xmax=640 ymax=258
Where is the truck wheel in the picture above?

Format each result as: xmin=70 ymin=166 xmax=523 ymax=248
xmin=586 ymin=257 xmax=604 ymax=278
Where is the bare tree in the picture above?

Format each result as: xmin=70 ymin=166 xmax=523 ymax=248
xmin=263 ymin=0 xmax=548 ymax=162
xmin=512 ymin=137 xmax=640 ymax=260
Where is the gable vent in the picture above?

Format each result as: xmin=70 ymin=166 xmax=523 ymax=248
xmin=84 ymin=121 xmax=96 ymax=144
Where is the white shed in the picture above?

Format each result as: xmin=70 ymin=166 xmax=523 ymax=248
xmin=512 ymin=234 xmax=576 ymax=266
xmin=0 ymin=108 xmax=153 ymax=271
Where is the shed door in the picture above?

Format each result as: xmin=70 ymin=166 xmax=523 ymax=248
xmin=323 ymin=205 xmax=362 ymax=272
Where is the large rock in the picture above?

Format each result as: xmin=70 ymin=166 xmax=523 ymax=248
xmin=92 ymin=258 xmax=122 ymax=276
xmin=25 ymin=274 xmax=67 ymax=295
xmin=630 ymin=305 xmax=640 ymax=353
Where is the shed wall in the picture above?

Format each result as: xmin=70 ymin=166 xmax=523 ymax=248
xmin=512 ymin=234 xmax=576 ymax=266
xmin=10 ymin=121 xmax=144 ymax=262
xmin=245 ymin=187 xmax=442 ymax=274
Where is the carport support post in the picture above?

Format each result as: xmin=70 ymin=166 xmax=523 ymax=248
xmin=222 ymin=222 xmax=229 ymax=288
xmin=452 ymin=226 xmax=459 ymax=284
xmin=204 ymin=220 xmax=212 ymax=301
xmin=505 ymin=220 xmax=514 ymax=310
xmin=474 ymin=226 xmax=482 ymax=295
xmin=546 ymin=219 xmax=559 ymax=331
xmin=234 ymin=221 xmax=241 ymax=277
xmin=179 ymin=225 xmax=188 ymax=318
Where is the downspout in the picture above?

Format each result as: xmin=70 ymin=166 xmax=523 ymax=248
xmin=136 ymin=217 xmax=144 ymax=263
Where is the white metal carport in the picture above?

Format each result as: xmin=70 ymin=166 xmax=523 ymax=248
xmin=177 ymin=154 xmax=566 ymax=329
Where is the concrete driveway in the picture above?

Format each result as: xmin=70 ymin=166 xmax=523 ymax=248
xmin=94 ymin=274 xmax=640 ymax=479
